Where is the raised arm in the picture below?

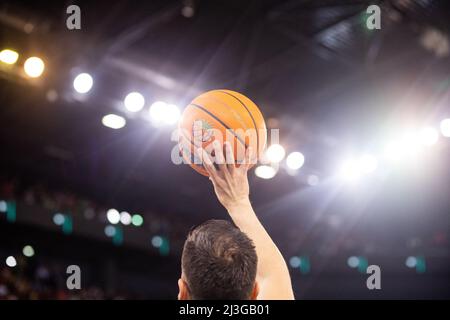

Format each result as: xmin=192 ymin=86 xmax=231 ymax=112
xmin=197 ymin=140 xmax=294 ymax=300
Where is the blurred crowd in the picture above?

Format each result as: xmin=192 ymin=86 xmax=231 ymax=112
xmin=0 ymin=175 xmax=187 ymax=299
xmin=0 ymin=175 xmax=189 ymax=248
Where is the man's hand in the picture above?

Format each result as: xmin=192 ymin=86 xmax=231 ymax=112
xmin=196 ymin=140 xmax=295 ymax=300
xmin=197 ymin=140 xmax=253 ymax=210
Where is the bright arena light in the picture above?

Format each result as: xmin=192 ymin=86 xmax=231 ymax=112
xmin=359 ymin=154 xmax=378 ymax=173
xmin=339 ymin=154 xmax=378 ymax=182
xmin=384 ymin=131 xmax=421 ymax=162
xmin=418 ymin=126 xmax=439 ymax=146
xmin=384 ymin=141 xmax=401 ymax=161
xmin=0 ymin=49 xmax=19 ymax=64
xmin=289 ymin=256 xmax=301 ymax=268
xmin=440 ymin=119 xmax=450 ymax=137
xmin=131 ymin=214 xmax=144 ymax=227
xmin=149 ymin=101 xmax=166 ymax=123
xmin=120 ymin=211 xmax=132 ymax=225
xmin=23 ymin=245 xmax=35 ymax=257
xmin=53 ymin=213 xmax=65 ymax=226
xmin=73 ymin=73 xmax=93 ymax=93
xmin=106 ymin=209 xmax=120 ymax=224
xmin=124 ymin=92 xmax=145 ymax=112
xmin=255 ymin=165 xmax=277 ymax=179
xmin=6 ymin=256 xmax=17 ymax=268
xmin=265 ymin=144 xmax=286 ymax=163
xmin=286 ymin=152 xmax=305 ymax=170
xmin=24 ymin=56 xmax=45 ymax=78
xmin=0 ymin=200 xmax=7 ymax=212
xmin=165 ymin=104 xmax=181 ymax=124
xmin=104 ymin=225 xmax=116 ymax=237
xmin=102 ymin=114 xmax=126 ymax=129
xmin=149 ymin=101 xmax=181 ymax=125
xmin=405 ymin=256 xmax=417 ymax=268
xmin=338 ymin=158 xmax=362 ymax=182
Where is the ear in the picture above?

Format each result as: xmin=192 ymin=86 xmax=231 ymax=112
xmin=178 ymin=278 xmax=189 ymax=300
xmin=250 ymin=281 xmax=259 ymax=300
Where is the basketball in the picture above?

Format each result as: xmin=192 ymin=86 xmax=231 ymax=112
xmin=178 ymin=89 xmax=267 ymax=176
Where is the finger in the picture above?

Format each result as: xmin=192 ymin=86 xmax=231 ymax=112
xmin=193 ymin=146 xmax=203 ymax=166
xmin=243 ymin=146 xmax=256 ymax=171
xmin=224 ymin=141 xmax=236 ymax=172
xmin=212 ymin=140 xmax=226 ymax=170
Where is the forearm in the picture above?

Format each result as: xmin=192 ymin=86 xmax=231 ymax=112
xmin=198 ymin=142 xmax=294 ymax=299
xmin=226 ymin=198 xmax=294 ymax=300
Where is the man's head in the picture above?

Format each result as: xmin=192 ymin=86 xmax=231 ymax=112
xmin=178 ymin=219 xmax=258 ymax=300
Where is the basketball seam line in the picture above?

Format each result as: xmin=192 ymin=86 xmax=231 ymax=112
xmin=188 ymin=103 xmax=248 ymax=148
xmin=217 ymin=90 xmax=259 ymax=153
xmin=181 ymin=129 xmax=201 ymax=148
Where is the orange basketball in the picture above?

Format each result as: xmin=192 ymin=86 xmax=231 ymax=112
xmin=178 ymin=89 xmax=267 ymax=176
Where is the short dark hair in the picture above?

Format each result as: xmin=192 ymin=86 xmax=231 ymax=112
xmin=181 ymin=219 xmax=257 ymax=300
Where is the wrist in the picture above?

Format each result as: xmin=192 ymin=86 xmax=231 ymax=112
xmin=224 ymin=197 xmax=252 ymax=213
